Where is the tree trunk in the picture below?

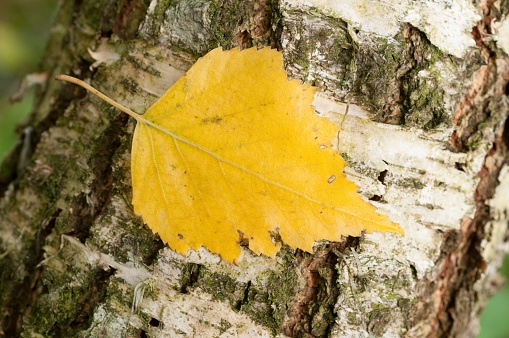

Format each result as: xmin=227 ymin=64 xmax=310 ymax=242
xmin=1 ymin=0 xmax=508 ymax=337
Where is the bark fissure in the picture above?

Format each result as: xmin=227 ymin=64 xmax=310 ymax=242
xmin=451 ymin=1 xmax=506 ymax=152
xmin=209 ymin=0 xmax=278 ymax=49
xmin=420 ymin=1 xmax=509 ymax=336
xmin=282 ymin=239 xmax=359 ymax=338
xmin=179 ymin=263 xmax=202 ymax=294
xmin=113 ymin=0 xmax=151 ymax=39
xmin=380 ymin=24 xmax=448 ymax=128
xmin=1 ymin=209 xmax=60 ymax=337
xmin=61 ymin=268 xmax=116 ymax=337
xmin=69 ymin=112 xmax=128 ymax=242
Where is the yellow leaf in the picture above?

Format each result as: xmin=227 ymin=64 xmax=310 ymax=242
xmin=57 ymin=47 xmax=403 ymax=263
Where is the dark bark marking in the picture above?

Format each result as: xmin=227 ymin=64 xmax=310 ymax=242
xmin=114 ymin=0 xmax=151 ymax=39
xmin=369 ymin=169 xmax=388 ymax=201
xmin=210 ymin=0 xmax=279 ymax=50
xmin=450 ymin=1 xmax=509 ymax=152
xmin=417 ymin=2 xmax=509 ymax=336
xmin=377 ymin=169 xmax=388 ymax=185
xmin=1 ymin=209 xmax=60 ymax=338
xmin=380 ymin=24 xmax=448 ymax=128
xmin=281 ymin=238 xmax=359 ymax=338
xmin=236 ymin=280 xmax=252 ymax=310
xmin=148 ymin=317 xmax=161 ymax=327
xmin=179 ymin=263 xmax=201 ymax=294
xmin=66 ymin=113 xmax=128 ymax=242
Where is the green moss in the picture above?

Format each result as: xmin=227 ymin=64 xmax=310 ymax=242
xmin=337 ymin=252 xmax=417 ymax=335
xmin=28 ymin=262 xmax=110 ymax=337
xmin=398 ymin=298 xmax=416 ymax=332
xmin=192 ymin=265 xmax=283 ymax=330
xmin=284 ymin=9 xmax=356 ymax=91
xmin=468 ymin=133 xmax=481 ymax=150
xmin=403 ymin=71 xmax=448 ymax=129
xmin=75 ymin=1 xmax=106 ymax=33
xmin=368 ymin=304 xmax=393 ymax=336
xmin=142 ymin=0 xmax=172 ymax=39
xmin=71 ymin=3 xmax=107 ymax=58
xmin=353 ymin=37 xmax=401 ymax=111
xmin=462 ymin=93 xmax=509 ymax=151
xmin=309 ymin=299 xmax=338 ymax=336
xmin=386 ymin=27 xmax=453 ymax=129
xmin=265 ymin=246 xmax=298 ymax=327
xmin=174 ymin=247 xmax=299 ymax=333
xmin=208 ymin=0 xmax=243 ymax=49
xmin=239 ymin=285 xmax=277 ymax=330
xmin=41 ymin=160 xmax=66 ymax=202
xmin=178 ymin=263 xmax=200 ymax=293
xmin=346 ymin=311 xmax=360 ymax=325
xmin=236 ymin=246 xmax=298 ymax=334
xmin=339 ymin=152 xmax=353 ymax=165
xmin=104 ymin=278 xmax=130 ymax=307
xmin=195 ymin=267 xmax=247 ymax=306
xmin=283 ymin=7 xmax=456 ymax=130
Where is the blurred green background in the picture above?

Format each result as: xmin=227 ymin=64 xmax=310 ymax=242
xmin=0 ymin=1 xmax=508 ymax=337
xmin=0 ymin=0 xmax=58 ymax=160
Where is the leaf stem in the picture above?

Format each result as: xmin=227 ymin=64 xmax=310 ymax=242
xmin=55 ymin=75 xmax=140 ymax=120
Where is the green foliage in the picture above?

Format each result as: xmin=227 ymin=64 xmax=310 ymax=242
xmin=478 ymin=254 xmax=509 ymax=338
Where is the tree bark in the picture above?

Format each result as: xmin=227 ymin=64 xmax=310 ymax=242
xmin=1 ymin=0 xmax=508 ymax=337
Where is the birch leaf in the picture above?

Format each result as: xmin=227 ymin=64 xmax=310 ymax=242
xmin=58 ymin=47 xmax=403 ymax=263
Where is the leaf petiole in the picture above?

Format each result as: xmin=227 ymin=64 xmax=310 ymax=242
xmin=55 ymin=75 xmax=140 ymax=121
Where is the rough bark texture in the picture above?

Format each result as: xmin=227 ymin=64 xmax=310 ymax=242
xmin=0 ymin=0 xmax=508 ymax=337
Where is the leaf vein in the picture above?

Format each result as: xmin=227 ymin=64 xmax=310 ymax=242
xmin=151 ymin=54 xmax=277 ymax=123
xmin=146 ymin=124 xmax=170 ymax=209
xmin=172 ymin=136 xmax=211 ymax=216
xmin=218 ymin=161 xmax=250 ymax=218
xmin=142 ymin=119 xmax=351 ymax=214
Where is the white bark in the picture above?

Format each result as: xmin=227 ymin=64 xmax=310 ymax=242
xmin=80 ymin=0 xmax=508 ymax=333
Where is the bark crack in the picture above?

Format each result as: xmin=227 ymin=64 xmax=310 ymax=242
xmin=380 ymin=24 xmax=447 ymax=128
xmin=1 ymin=209 xmax=61 ymax=337
xmin=418 ymin=1 xmax=509 ymax=336
xmin=281 ymin=238 xmax=359 ymax=338
xmin=179 ymin=263 xmax=201 ymax=294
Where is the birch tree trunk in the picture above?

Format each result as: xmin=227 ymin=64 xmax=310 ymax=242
xmin=1 ymin=0 xmax=508 ymax=337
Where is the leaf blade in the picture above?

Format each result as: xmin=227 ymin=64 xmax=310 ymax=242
xmin=131 ymin=47 xmax=403 ymax=262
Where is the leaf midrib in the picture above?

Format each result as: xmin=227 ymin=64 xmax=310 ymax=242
xmin=139 ymin=117 xmax=385 ymax=227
